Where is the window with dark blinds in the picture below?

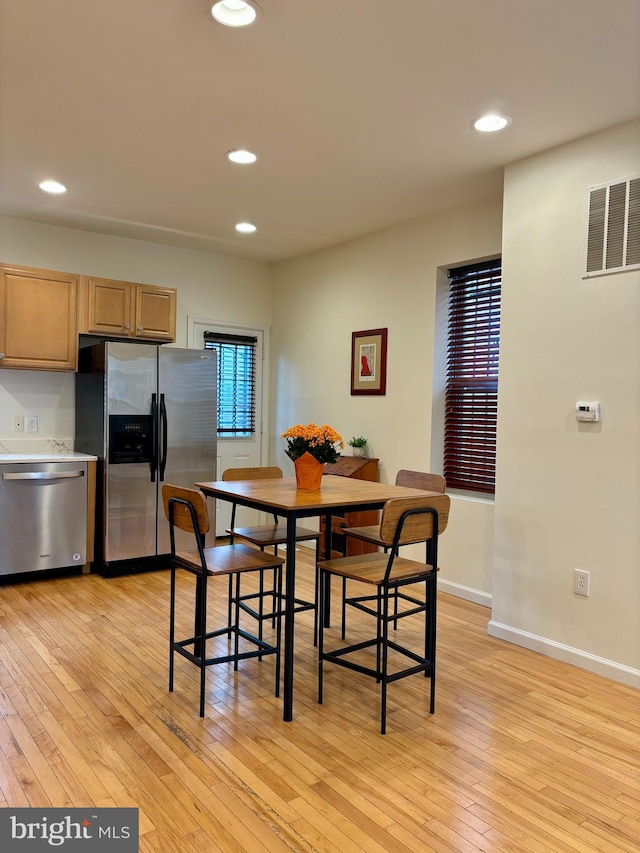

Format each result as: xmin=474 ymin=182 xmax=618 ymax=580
xmin=203 ymin=332 xmax=257 ymax=437
xmin=444 ymin=258 xmax=501 ymax=494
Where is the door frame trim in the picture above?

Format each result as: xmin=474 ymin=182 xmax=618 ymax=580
xmin=187 ymin=316 xmax=270 ymax=469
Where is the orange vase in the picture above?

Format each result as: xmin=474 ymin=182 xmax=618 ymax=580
xmin=294 ymin=452 xmax=324 ymax=490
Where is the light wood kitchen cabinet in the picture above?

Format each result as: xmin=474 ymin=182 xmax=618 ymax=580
xmin=81 ymin=276 xmax=176 ymax=342
xmin=0 ymin=264 xmax=79 ymax=371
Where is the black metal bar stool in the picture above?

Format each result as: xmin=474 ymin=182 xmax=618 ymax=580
xmin=162 ymin=483 xmax=284 ymax=717
xmin=317 ymin=493 xmax=450 ymax=734
xmin=223 ymin=466 xmax=321 ymax=642
xmin=341 ymin=471 xmax=446 ymax=637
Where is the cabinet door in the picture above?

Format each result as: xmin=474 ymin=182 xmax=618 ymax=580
xmin=134 ymin=285 xmax=176 ymax=341
xmin=319 ymin=458 xmax=380 ymax=558
xmin=0 ymin=265 xmax=78 ymax=371
xmin=85 ymin=277 xmax=133 ymax=336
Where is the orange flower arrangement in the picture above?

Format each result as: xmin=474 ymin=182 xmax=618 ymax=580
xmin=281 ymin=423 xmax=344 ymax=464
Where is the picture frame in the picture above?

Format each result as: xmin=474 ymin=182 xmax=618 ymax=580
xmin=350 ymin=327 xmax=387 ymax=396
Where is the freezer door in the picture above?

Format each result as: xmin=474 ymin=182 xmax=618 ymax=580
xmin=104 ymin=342 xmax=158 ymax=562
xmin=157 ymin=347 xmax=217 ymax=554
xmin=106 ymin=341 xmax=157 ymax=415
xmin=103 ymin=462 xmax=158 ymax=562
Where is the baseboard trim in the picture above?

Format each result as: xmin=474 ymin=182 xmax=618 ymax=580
xmin=438 ymin=579 xmax=492 ymax=608
xmin=488 ymin=620 xmax=640 ymax=689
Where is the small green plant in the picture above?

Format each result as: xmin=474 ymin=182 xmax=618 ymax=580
xmin=347 ymin=436 xmax=368 ymax=448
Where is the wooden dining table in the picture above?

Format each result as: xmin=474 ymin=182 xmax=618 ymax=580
xmin=195 ymin=474 xmax=439 ymax=722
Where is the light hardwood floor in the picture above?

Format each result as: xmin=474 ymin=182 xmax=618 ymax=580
xmin=0 ymin=549 xmax=638 ymax=852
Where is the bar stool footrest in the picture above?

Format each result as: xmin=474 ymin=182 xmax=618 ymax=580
xmin=236 ymin=593 xmax=316 ymax=621
xmin=321 ymin=636 xmax=432 ymax=683
xmin=173 ymin=625 xmax=278 ymax=667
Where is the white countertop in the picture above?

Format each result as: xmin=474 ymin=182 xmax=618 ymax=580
xmin=0 ymin=452 xmax=97 ymax=463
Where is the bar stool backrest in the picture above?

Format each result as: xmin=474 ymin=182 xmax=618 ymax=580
xmin=395 ymin=470 xmax=446 ymax=492
xmin=378 ymin=494 xmax=450 ymax=549
xmin=222 ymin=466 xmax=283 ymax=482
xmin=221 ymin=467 xmax=285 ymax=528
xmin=162 ymin=484 xmax=210 ymax=536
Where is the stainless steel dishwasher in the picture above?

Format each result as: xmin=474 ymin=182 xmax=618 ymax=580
xmin=0 ymin=460 xmax=88 ymax=576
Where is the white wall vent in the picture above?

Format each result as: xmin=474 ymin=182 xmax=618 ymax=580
xmin=584 ymin=175 xmax=640 ymax=277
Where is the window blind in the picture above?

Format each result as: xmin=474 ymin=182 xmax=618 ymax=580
xmin=444 ymin=259 xmax=501 ymax=494
xmin=203 ymin=332 xmax=257 ymax=436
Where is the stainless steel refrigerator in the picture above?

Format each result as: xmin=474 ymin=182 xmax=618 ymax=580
xmin=75 ymin=341 xmax=216 ymax=573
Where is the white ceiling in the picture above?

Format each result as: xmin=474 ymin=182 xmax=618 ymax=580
xmin=1 ymin=0 xmax=639 ymax=262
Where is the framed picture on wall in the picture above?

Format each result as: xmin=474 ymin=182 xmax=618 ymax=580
xmin=350 ymin=328 xmax=387 ymax=395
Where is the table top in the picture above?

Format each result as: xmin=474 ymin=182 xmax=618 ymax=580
xmin=195 ymin=475 xmax=438 ymax=513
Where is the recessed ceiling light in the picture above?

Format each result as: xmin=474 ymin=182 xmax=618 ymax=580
xmin=235 ymin=222 xmax=256 ymax=233
xmin=473 ymin=114 xmax=512 ymax=133
xmin=39 ymin=179 xmax=67 ymax=194
xmin=209 ymin=1 xmax=260 ymax=27
xmin=226 ymin=149 xmax=258 ymax=164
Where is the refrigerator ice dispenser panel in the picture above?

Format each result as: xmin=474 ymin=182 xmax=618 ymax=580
xmin=108 ymin=414 xmax=154 ymax=464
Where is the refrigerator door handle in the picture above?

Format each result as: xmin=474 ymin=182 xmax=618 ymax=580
xmin=159 ymin=392 xmax=168 ymax=481
xmin=150 ymin=393 xmax=158 ymax=482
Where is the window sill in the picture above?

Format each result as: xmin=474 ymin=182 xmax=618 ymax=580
xmin=448 ymin=489 xmax=495 ymax=505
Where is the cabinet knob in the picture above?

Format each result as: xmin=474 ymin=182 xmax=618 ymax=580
xmin=137 ymin=325 xmax=142 ymax=331
xmin=0 ymin=352 xmax=5 ymax=360
xmin=124 ymin=324 xmax=130 ymax=330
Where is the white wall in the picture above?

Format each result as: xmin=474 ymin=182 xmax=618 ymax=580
xmin=0 ymin=216 xmax=273 ymax=445
xmin=271 ymin=120 xmax=640 ymax=686
xmin=271 ymin=196 xmax=503 ymax=600
xmin=490 ymin=119 xmax=640 ymax=684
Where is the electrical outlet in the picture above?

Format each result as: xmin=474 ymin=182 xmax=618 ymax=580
xmin=573 ymin=568 xmax=590 ymax=597
xmin=25 ymin=415 xmax=38 ymax=433
xmin=13 ymin=416 xmax=24 ymax=432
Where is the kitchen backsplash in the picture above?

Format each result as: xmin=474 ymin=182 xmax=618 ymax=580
xmin=0 ymin=437 xmax=75 ymax=454
xmin=0 ymin=368 xmax=76 ymax=445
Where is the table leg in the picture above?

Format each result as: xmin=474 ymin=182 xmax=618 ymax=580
xmin=322 ymin=511 xmax=332 ymax=627
xmin=283 ymin=514 xmax=297 ymax=721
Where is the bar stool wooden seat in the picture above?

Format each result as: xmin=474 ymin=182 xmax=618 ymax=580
xmin=317 ymin=493 xmax=450 ymax=734
xmin=223 ymin=466 xmax=321 ymax=641
xmin=162 ymin=484 xmax=284 ymax=718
